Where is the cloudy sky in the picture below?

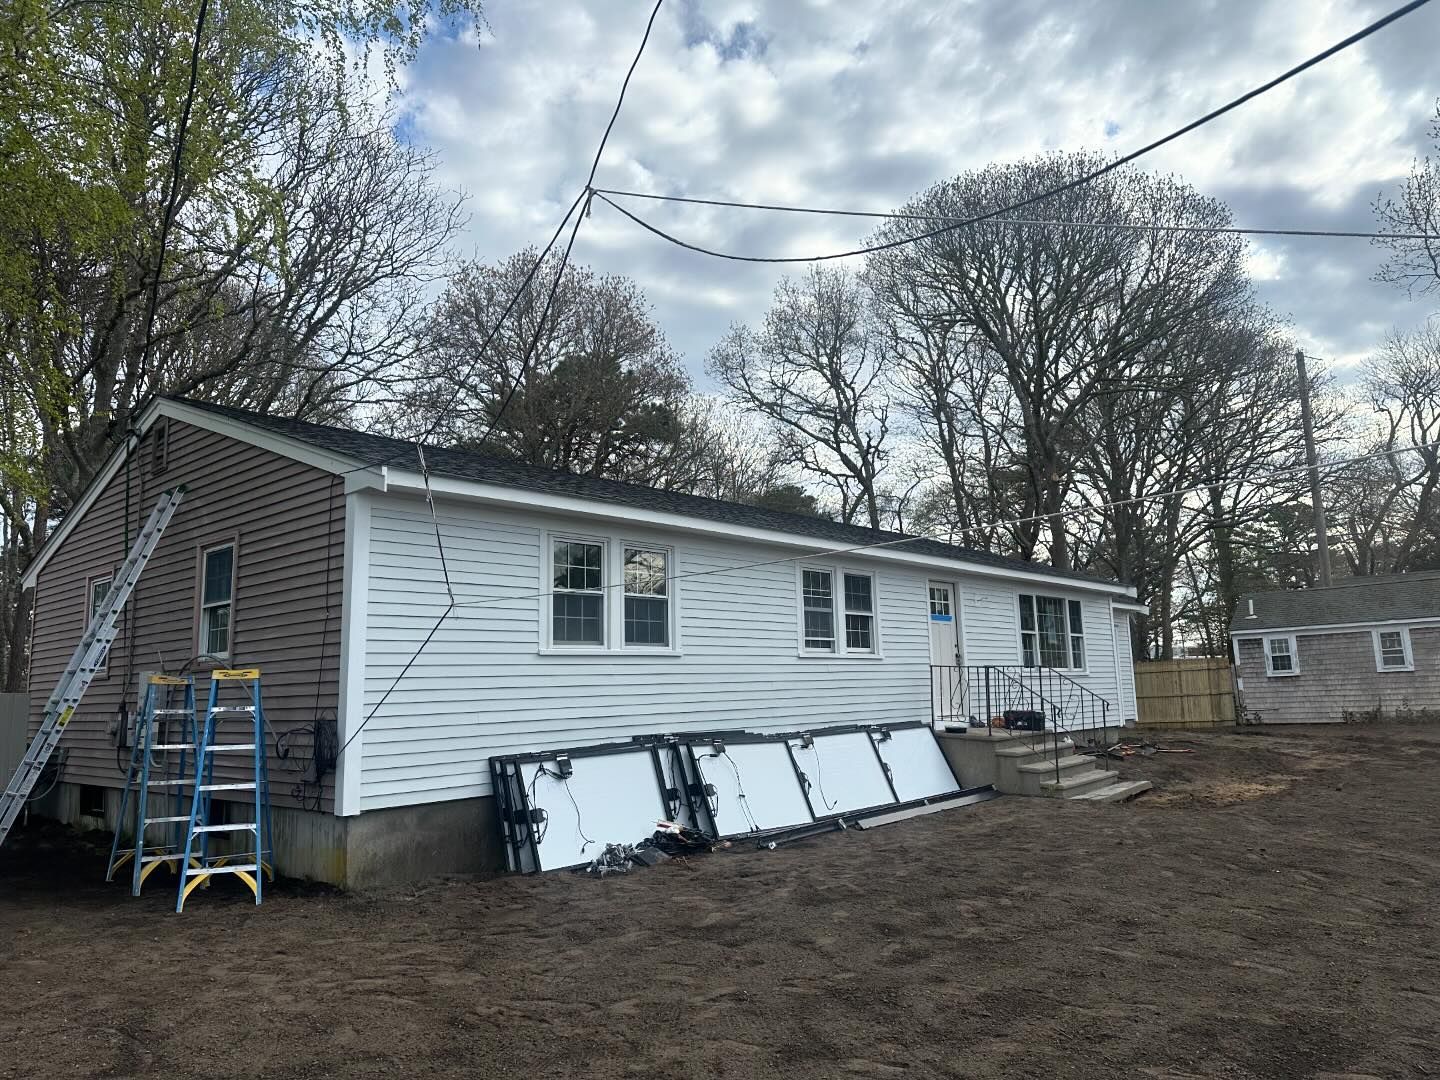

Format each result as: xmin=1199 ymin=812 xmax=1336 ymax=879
xmin=391 ymin=0 xmax=1440 ymax=381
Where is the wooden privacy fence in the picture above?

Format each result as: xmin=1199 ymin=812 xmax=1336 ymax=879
xmin=1133 ymin=658 xmax=1235 ymax=729
xmin=0 ymin=693 xmax=26 ymax=785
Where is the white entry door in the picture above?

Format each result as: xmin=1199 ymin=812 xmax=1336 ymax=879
xmin=928 ymin=582 xmax=962 ymax=724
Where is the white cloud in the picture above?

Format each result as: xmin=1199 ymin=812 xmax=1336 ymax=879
xmin=393 ymin=0 xmax=1440 ymax=378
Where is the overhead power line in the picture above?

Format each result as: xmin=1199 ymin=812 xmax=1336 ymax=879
xmin=340 ymin=0 xmax=666 ymax=480
xmin=593 ymin=0 xmax=1434 ymax=264
xmin=593 ymin=187 xmax=1440 ymax=244
xmin=334 ymin=0 xmax=667 ymax=761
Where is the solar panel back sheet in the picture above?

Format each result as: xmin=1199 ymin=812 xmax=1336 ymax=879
xmin=689 ymin=740 xmax=813 ymax=835
xmin=490 ymin=721 xmax=972 ymax=871
xmin=869 ymin=725 xmax=964 ymax=802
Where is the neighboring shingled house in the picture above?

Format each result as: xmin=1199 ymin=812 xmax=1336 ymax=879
xmin=1230 ymin=572 xmax=1440 ymax=724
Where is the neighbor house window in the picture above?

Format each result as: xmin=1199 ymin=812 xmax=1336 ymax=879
xmin=1373 ymin=628 xmax=1413 ymax=672
xmin=1019 ymin=594 xmax=1085 ymax=670
xmin=801 ymin=569 xmax=835 ymax=652
xmin=623 ymin=547 xmax=669 ymax=647
xmin=1265 ymin=635 xmax=1297 ymax=676
xmin=551 ymin=538 xmax=605 ymax=647
xmin=199 ymin=543 xmax=234 ymax=659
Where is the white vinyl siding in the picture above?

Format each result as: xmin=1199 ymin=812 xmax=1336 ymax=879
xmin=352 ymin=496 xmax=1135 ymax=812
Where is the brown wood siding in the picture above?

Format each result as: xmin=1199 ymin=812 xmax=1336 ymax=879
xmin=27 ymin=420 xmax=342 ymax=810
xmin=1235 ymin=628 xmax=1440 ymax=724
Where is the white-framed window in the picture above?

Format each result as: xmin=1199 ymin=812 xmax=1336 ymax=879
xmin=86 ymin=570 xmax=114 ymax=675
xmin=198 ymin=542 xmax=235 ymax=659
xmin=551 ymin=537 xmax=606 ymax=648
xmin=542 ymin=534 xmax=678 ymax=653
xmin=928 ymin=586 xmax=952 ymax=621
xmin=801 ymin=568 xmax=836 ymax=652
xmin=622 ymin=546 xmax=669 ymax=647
xmin=843 ymin=572 xmax=877 ymax=653
xmin=1019 ymin=594 xmax=1086 ymax=670
xmin=798 ymin=565 xmax=882 ymax=657
xmin=1264 ymin=634 xmax=1298 ymax=677
xmin=1372 ymin=627 xmax=1413 ymax=672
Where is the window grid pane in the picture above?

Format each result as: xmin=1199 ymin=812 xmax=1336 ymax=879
xmin=1036 ymin=596 xmax=1068 ymax=668
xmin=553 ymin=593 xmax=603 ymax=645
xmin=802 ymin=569 xmax=834 ymax=650
xmin=929 ymin=587 xmax=950 ymax=617
xmin=202 ymin=546 xmax=233 ymax=606
xmin=1379 ymin=631 xmax=1407 ymax=667
xmin=204 ymin=605 xmax=230 ymax=656
xmin=624 ymin=596 xmax=669 ymax=646
xmin=845 ymin=612 xmax=873 ymax=651
xmin=1268 ymin=638 xmax=1293 ymax=671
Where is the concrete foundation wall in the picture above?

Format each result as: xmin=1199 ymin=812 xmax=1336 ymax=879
xmin=29 ymin=782 xmax=505 ymax=889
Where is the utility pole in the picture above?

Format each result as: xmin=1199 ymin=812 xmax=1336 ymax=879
xmin=1296 ymin=349 xmax=1333 ymax=587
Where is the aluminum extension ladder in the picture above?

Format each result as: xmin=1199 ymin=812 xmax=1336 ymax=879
xmin=176 ymin=669 xmax=275 ymax=912
xmin=106 ymin=674 xmax=203 ymax=894
xmin=0 ymin=486 xmax=186 ymax=848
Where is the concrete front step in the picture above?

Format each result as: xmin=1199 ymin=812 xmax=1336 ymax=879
xmin=992 ymin=737 xmax=1075 ymax=760
xmin=1069 ymin=779 xmax=1154 ymax=803
xmin=1039 ymin=768 xmax=1120 ymax=798
xmin=1013 ymin=753 xmax=1095 ymax=796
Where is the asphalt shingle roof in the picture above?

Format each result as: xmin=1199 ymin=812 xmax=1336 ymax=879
xmin=1231 ymin=571 xmax=1440 ymax=632
xmin=170 ymin=396 xmax=1125 ymax=589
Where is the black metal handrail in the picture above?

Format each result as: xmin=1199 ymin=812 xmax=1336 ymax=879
xmin=930 ymin=664 xmax=1113 ymax=784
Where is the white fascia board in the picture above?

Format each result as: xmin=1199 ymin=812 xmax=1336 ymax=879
xmin=21 ymin=398 xmax=371 ymax=590
xmin=1229 ymin=615 xmax=1440 ymax=639
xmin=1111 ymin=599 xmax=1150 ymax=615
xmin=380 ymin=468 xmax=1137 ymax=598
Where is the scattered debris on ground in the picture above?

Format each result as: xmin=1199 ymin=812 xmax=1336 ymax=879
xmin=4 ymin=724 xmax=1440 ymax=1079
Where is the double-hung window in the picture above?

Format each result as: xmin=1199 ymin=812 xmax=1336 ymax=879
xmin=87 ymin=571 xmax=114 ymax=674
xmin=799 ymin=566 xmax=881 ymax=656
xmin=552 ymin=539 xmax=606 ymax=647
xmin=1264 ymin=635 xmax=1297 ymax=676
xmin=1019 ymin=594 xmax=1086 ymax=670
xmin=547 ymin=537 xmax=675 ymax=651
xmin=801 ymin=569 xmax=836 ymax=652
xmin=843 ymin=573 xmax=876 ymax=653
xmin=1373 ymin=628 xmax=1413 ymax=672
xmin=199 ymin=543 xmax=235 ymax=659
xmin=623 ymin=547 xmax=669 ymax=647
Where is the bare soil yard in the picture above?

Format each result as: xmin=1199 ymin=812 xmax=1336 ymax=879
xmin=3 ymin=724 xmax=1440 ymax=1079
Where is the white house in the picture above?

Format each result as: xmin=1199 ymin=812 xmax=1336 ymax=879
xmin=21 ymin=397 xmax=1145 ymax=886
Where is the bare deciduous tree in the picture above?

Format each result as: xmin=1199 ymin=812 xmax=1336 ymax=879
xmin=707 ymin=267 xmax=891 ymax=528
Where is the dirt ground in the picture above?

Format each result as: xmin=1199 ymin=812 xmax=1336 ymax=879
xmin=4 ymin=725 xmax=1440 ymax=1080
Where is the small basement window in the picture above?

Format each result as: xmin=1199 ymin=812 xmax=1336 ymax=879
xmin=1373 ymin=628 xmax=1413 ymax=672
xmin=79 ymin=784 xmax=107 ymax=819
xmin=1265 ymin=635 xmax=1298 ymax=676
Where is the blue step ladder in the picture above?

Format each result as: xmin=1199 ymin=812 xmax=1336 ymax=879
xmin=106 ymin=674 xmax=202 ymax=893
xmin=176 ymin=669 xmax=275 ymax=912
